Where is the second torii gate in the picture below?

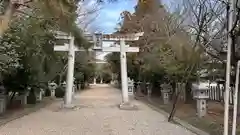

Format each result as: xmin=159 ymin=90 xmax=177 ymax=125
xmin=100 ymin=34 xmax=143 ymax=107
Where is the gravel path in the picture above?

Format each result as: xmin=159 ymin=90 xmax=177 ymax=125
xmin=0 ymin=84 xmax=196 ymax=135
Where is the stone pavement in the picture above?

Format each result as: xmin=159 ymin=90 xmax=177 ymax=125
xmin=0 ymin=84 xmax=196 ymax=135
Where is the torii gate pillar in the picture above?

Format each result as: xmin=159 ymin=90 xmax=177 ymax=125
xmin=65 ymin=35 xmax=75 ymax=108
xmin=120 ymin=39 xmax=129 ymax=103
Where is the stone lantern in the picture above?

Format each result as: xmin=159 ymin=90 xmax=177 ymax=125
xmin=192 ymin=82 xmax=209 ymax=118
xmin=146 ymin=82 xmax=152 ymax=97
xmin=128 ymin=78 xmax=134 ymax=99
xmin=160 ymin=83 xmax=172 ymax=104
xmin=19 ymin=87 xmax=30 ymax=106
xmin=48 ymin=82 xmax=57 ymax=98
xmin=72 ymin=85 xmax=76 ymax=100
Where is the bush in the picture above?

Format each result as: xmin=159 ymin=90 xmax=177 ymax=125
xmin=55 ymin=86 xmax=65 ymax=98
xmin=27 ymin=88 xmax=36 ymax=104
xmin=80 ymin=82 xmax=85 ymax=89
xmin=45 ymin=88 xmax=51 ymax=97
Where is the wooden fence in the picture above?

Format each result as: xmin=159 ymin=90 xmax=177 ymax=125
xmin=207 ymin=85 xmax=234 ymax=105
xmin=175 ymin=83 xmax=234 ymax=104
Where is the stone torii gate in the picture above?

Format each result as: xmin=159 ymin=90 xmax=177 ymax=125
xmin=100 ymin=33 xmax=143 ymax=108
xmin=54 ymin=31 xmax=143 ymax=109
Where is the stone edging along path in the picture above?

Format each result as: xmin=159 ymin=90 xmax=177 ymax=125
xmin=139 ymin=98 xmax=210 ymax=135
xmin=0 ymin=98 xmax=55 ymax=127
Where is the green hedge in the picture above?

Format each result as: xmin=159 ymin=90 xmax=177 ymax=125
xmin=55 ymin=86 xmax=65 ymax=98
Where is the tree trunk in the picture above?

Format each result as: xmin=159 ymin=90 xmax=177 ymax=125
xmin=237 ymin=89 xmax=240 ymax=115
xmin=171 ymin=81 xmax=176 ymax=100
xmin=185 ymin=81 xmax=193 ymax=104
xmin=0 ymin=2 xmax=15 ymax=36
xmin=9 ymin=91 xmax=16 ymax=105
xmin=237 ymin=73 xmax=240 ymax=116
xmin=59 ymin=74 xmax=63 ymax=85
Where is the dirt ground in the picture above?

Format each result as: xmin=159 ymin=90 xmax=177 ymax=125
xmin=0 ymin=85 xmax=195 ymax=135
xmin=143 ymin=96 xmax=240 ymax=135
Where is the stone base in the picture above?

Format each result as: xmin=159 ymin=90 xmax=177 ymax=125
xmin=129 ymin=95 xmax=135 ymax=100
xmin=54 ymin=104 xmax=80 ymax=112
xmin=196 ymin=99 xmax=207 ymax=118
xmin=61 ymin=103 xmax=76 ymax=109
xmin=163 ymin=98 xmax=169 ymax=105
xmin=136 ymin=90 xmax=145 ymax=97
xmin=119 ymin=102 xmax=138 ymax=110
xmin=0 ymin=99 xmax=6 ymax=114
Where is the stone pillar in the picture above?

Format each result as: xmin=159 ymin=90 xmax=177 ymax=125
xmin=42 ymin=88 xmax=45 ymax=97
xmin=51 ymin=89 xmax=55 ymax=97
xmin=162 ymin=91 xmax=170 ymax=104
xmin=93 ymin=77 xmax=96 ymax=84
xmin=72 ymin=85 xmax=75 ymax=100
xmin=78 ymin=84 xmax=81 ymax=90
xmin=146 ymin=82 xmax=152 ymax=97
xmin=160 ymin=83 xmax=171 ymax=104
xmin=20 ymin=91 xmax=28 ymax=106
xmin=111 ymin=73 xmax=114 ymax=84
xmin=128 ymin=78 xmax=134 ymax=100
xmin=0 ymin=95 xmax=6 ymax=114
xmin=196 ymin=99 xmax=207 ymax=117
xmin=36 ymin=89 xmax=43 ymax=101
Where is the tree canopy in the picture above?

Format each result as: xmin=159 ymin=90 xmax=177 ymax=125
xmin=106 ymin=0 xmax=202 ymax=84
xmin=0 ymin=0 xmax=94 ymax=92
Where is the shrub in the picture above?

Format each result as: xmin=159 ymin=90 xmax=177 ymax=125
xmin=55 ymin=86 xmax=65 ymax=98
xmin=45 ymin=88 xmax=51 ymax=97
xmin=27 ymin=88 xmax=36 ymax=104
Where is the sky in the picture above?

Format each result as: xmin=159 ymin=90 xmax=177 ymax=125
xmin=90 ymin=0 xmax=173 ymax=60
xmin=92 ymin=0 xmax=137 ymax=34
xmin=92 ymin=0 xmax=174 ymax=33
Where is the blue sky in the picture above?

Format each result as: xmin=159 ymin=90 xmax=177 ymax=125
xmin=92 ymin=0 xmax=173 ymax=33
xmin=92 ymin=0 xmax=137 ymax=33
xmin=92 ymin=0 xmax=173 ymax=59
